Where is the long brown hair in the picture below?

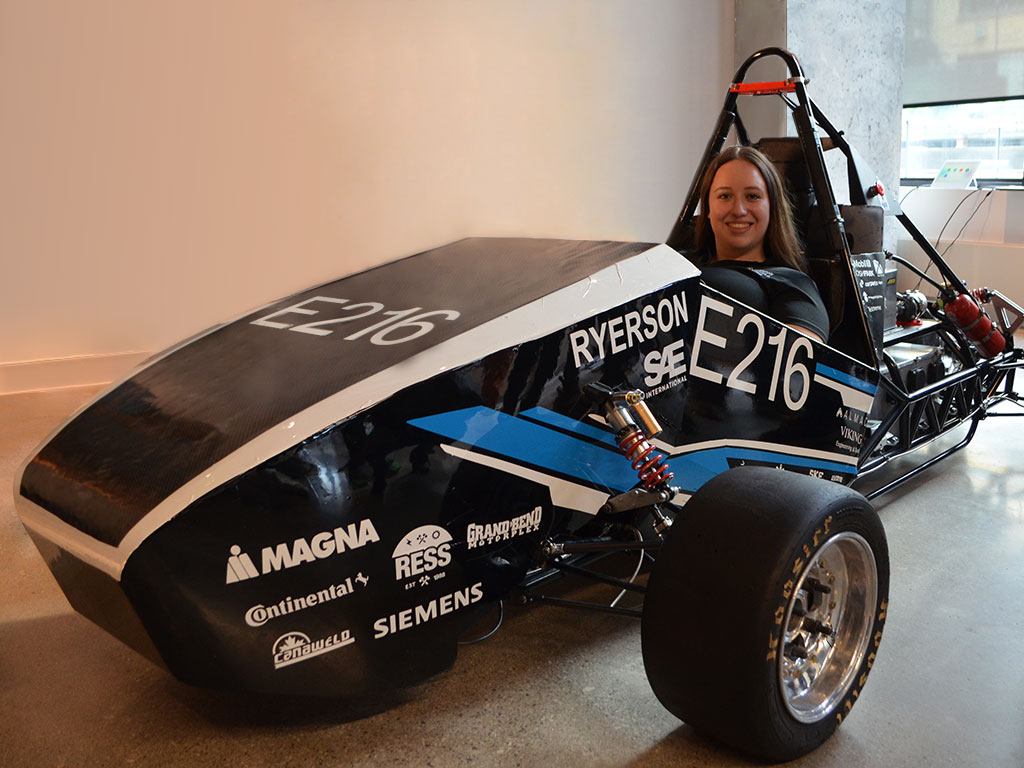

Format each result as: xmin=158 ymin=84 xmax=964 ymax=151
xmin=693 ymin=145 xmax=806 ymax=272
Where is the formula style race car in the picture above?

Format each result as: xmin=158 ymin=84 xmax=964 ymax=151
xmin=14 ymin=48 xmax=1024 ymax=761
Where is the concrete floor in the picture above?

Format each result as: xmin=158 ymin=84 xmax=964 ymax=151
xmin=3 ymin=385 xmax=1024 ymax=767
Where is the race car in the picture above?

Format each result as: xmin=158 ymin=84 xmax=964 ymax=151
xmin=14 ymin=48 xmax=1024 ymax=761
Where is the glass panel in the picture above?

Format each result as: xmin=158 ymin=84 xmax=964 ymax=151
xmin=905 ymin=0 xmax=1024 ymax=104
xmin=901 ymin=99 xmax=1024 ymax=180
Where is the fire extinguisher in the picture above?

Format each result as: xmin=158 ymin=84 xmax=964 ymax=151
xmin=941 ymin=292 xmax=1006 ymax=358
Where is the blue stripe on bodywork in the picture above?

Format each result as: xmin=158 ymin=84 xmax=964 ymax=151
xmin=409 ymin=407 xmax=639 ymax=492
xmin=671 ymin=447 xmax=856 ymax=492
xmin=519 ymin=406 xmax=619 ymax=448
xmin=815 ymin=364 xmax=877 ymax=394
xmin=410 ymin=406 xmax=857 ymax=498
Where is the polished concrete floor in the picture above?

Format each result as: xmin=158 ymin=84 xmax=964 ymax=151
xmin=3 ymin=385 xmax=1024 ymax=767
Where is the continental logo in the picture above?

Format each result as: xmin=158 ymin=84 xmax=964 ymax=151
xmin=245 ymin=572 xmax=369 ymax=627
xmin=226 ymin=519 xmax=380 ymax=584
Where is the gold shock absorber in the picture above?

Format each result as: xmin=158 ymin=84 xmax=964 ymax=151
xmin=607 ymin=391 xmax=674 ymax=493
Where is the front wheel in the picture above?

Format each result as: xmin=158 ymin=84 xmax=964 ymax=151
xmin=641 ymin=466 xmax=888 ymax=762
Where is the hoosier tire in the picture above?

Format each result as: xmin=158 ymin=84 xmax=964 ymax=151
xmin=641 ymin=466 xmax=888 ymax=762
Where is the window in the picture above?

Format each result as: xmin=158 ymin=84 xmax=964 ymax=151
xmin=901 ymin=97 xmax=1024 ymax=182
xmin=902 ymin=1 xmax=1024 ymax=182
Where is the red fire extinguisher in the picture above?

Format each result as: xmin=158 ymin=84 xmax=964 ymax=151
xmin=942 ymin=293 xmax=1006 ymax=358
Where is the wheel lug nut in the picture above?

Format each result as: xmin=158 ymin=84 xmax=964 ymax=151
xmin=785 ymin=644 xmax=809 ymax=660
xmin=804 ymin=577 xmax=832 ymax=595
xmin=802 ymin=618 xmax=834 ymax=636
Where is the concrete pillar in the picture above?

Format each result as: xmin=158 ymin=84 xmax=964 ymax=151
xmin=736 ymin=0 xmax=906 ymax=236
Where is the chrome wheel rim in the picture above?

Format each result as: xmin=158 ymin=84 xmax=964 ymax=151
xmin=778 ymin=531 xmax=877 ymax=723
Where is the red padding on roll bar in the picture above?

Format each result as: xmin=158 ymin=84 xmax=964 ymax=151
xmin=729 ymin=81 xmax=797 ymax=95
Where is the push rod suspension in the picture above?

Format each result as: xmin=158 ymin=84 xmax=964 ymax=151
xmin=527 ymin=594 xmax=643 ymax=619
xmin=550 ymin=559 xmax=647 ymax=594
xmin=548 ymin=539 xmax=661 ymax=554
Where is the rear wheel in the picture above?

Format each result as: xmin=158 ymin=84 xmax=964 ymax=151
xmin=641 ymin=466 xmax=888 ymax=762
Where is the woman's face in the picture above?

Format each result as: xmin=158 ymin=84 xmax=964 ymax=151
xmin=707 ymin=159 xmax=770 ymax=262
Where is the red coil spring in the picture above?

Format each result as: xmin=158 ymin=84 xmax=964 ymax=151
xmin=618 ymin=427 xmax=674 ymax=491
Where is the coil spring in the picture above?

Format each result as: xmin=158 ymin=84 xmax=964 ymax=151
xmin=618 ymin=427 xmax=674 ymax=491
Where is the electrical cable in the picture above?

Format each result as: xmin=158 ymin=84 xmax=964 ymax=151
xmin=899 ymin=185 xmax=920 ymax=206
xmin=940 ymin=189 xmax=994 ymax=259
xmin=932 ymin=188 xmax=985 ymax=249
xmin=911 ymin=188 xmax=993 ymax=293
xmin=457 ymin=600 xmax=504 ymax=646
xmin=609 ymin=526 xmax=644 ymax=608
xmin=887 ymin=253 xmax=946 ymax=293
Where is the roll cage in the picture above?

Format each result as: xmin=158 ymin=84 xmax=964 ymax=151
xmin=514 ymin=48 xmax=1024 ymax=622
xmin=666 ymin=47 xmax=1024 ymax=499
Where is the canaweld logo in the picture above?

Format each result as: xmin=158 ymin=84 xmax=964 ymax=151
xmin=226 ymin=519 xmax=380 ymax=584
xmin=272 ymin=630 xmax=354 ymax=670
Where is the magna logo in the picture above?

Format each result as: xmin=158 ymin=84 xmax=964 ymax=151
xmin=272 ymin=629 xmax=354 ymax=669
xmin=226 ymin=519 xmax=379 ymax=584
xmin=393 ymin=525 xmax=452 ymax=588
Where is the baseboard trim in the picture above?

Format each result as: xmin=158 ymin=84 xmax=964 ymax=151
xmin=0 ymin=352 xmax=151 ymax=395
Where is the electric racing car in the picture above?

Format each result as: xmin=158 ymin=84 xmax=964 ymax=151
xmin=14 ymin=48 xmax=1024 ymax=761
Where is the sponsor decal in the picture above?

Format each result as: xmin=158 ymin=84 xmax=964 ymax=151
xmin=372 ymin=583 xmax=485 ymax=639
xmin=643 ymin=337 xmax=688 ymax=390
xmin=272 ymin=629 xmax=354 ymax=670
xmin=569 ymin=291 xmax=689 ymax=369
xmin=466 ymin=506 xmax=543 ymax=549
xmin=226 ymin=519 xmax=380 ymax=584
xmin=245 ymin=572 xmax=369 ymax=627
xmin=728 ymin=457 xmax=851 ymax=484
xmin=393 ymin=525 xmax=452 ymax=590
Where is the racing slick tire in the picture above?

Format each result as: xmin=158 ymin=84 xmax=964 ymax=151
xmin=641 ymin=466 xmax=888 ymax=762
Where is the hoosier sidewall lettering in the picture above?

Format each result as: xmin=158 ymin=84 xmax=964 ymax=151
xmin=763 ymin=509 xmax=889 ymax=742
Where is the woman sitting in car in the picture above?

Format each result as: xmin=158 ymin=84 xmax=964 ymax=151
xmin=692 ymin=145 xmax=829 ymax=343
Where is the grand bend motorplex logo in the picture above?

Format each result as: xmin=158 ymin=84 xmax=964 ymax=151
xmin=226 ymin=518 xmax=379 ymax=584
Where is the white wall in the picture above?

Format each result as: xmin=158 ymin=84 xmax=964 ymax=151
xmin=896 ymin=187 xmax=1024 ymax=306
xmin=0 ymin=0 xmax=735 ymax=393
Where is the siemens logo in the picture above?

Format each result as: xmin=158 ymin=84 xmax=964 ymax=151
xmin=372 ymin=583 xmax=484 ymax=639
